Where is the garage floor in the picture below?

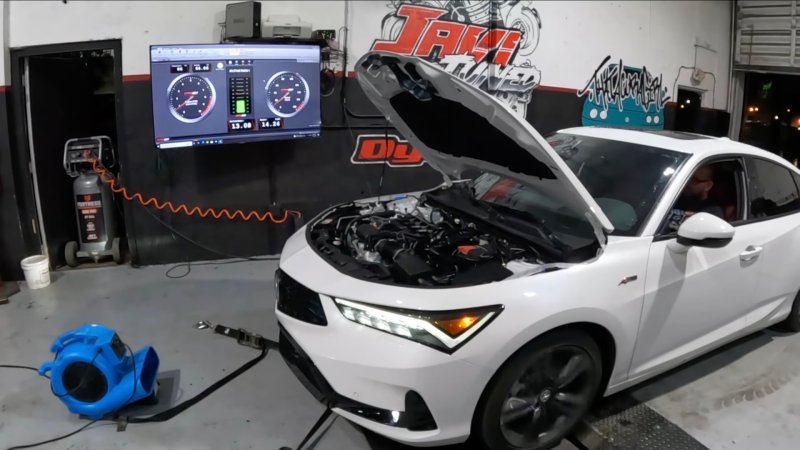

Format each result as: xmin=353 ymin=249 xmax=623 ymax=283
xmin=1 ymin=261 xmax=798 ymax=450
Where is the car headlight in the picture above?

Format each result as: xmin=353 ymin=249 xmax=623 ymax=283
xmin=333 ymin=299 xmax=503 ymax=353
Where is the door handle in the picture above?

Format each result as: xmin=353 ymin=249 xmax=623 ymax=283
xmin=740 ymin=245 xmax=763 ymax=261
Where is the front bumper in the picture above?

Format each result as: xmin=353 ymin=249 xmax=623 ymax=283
xmin=275 ymin=271 xmax=494 ymax=447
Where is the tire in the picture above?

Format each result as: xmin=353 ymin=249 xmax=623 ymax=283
xmin=781 ymin=290 xmax=800 ymax=332
xmin=473 ymin=329 xmax=603 ymax=450
xmin=65 ymin=241 xmax=79 ymax=268
xmin=111 ymin=238 xmax=124 ymax=264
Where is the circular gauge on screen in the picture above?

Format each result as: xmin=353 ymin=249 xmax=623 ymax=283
xmin=266 ymin=71 xmax=310 ymax=118
xmin=167 ymin=74 xmax=216 ymax=123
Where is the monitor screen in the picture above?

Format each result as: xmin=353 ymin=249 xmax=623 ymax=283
xmin=150 ymin=44 xmax=321 ymax=149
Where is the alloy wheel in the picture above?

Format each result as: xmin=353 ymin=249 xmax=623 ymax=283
xmin=499 ymin=346 xmax=596 ymax=448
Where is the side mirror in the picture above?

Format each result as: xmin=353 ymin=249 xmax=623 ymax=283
xmin=676 ymin=212 xmax=735 ymax=248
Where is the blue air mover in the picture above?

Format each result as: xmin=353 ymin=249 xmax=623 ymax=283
xmin=39 ymin=324 xmax=159 ymax=420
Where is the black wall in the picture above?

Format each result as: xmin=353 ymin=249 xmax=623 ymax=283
xmin=0 ymin=75 xmax=733 ymax=278
xmin=0 ymin=91 xmax=27 ymax=280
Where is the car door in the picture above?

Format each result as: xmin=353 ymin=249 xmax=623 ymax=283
xmin=629 ymin=157 xmax=762 ymax=380
xmin=739 ymin=157 xmax=800 ymax=327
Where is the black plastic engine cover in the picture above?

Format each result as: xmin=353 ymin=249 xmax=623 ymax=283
xmin=393 ymin=251 xmax=433 ymax=280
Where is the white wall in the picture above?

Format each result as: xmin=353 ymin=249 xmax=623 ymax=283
xmin=349 ymin=0 xmax=731 ymax=110
xmin=0 ymin=0 xmax=8 ymax=84
xmin=1 ymin=0 xmax=730 ymax=110
xmin=6 ymin=0 xmax=345 ymax=76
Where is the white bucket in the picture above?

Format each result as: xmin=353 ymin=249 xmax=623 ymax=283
xmin=20 ymin=255 xmax=51 ymax=289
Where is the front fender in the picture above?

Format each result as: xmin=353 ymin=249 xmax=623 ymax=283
xmin=474 ymin=306 xmax=630 ymax=388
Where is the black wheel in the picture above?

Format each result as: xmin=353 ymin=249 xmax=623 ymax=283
xmin=111 ymin=238 xmax=124 ymax=264
xmin=781 ymin=289 xmax=800 ymax=331
xmin=65 ymin=241 xmax=79 ymax=268
xmin=474 ymin=330 xmax=602 ymax=450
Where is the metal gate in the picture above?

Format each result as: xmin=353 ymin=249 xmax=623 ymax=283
xmin=735 ymin=0 xmax=800 ymax=71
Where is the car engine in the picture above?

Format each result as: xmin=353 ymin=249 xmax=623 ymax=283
xmin=307 ymin=194 xmax=546 ymax=287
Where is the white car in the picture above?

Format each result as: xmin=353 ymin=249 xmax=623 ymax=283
xmin=275 ymin=52 xmax=800 ymax=450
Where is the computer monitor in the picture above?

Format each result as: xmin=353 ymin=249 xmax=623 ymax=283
xmin=150 ymin=43 xmax=321 ymax=149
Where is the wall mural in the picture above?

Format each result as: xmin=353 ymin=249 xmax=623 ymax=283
xmin=352 ymin=1 xmax=543 ymax=168
xmin=577 ymin=55 xmax=670 ymax=129
xmin=372 ymin=1 xmax=542 ymax=117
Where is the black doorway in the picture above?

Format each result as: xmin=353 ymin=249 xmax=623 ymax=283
xmin=738 ymin=71 xmax=800 ymax=164
xmin=9 ymin=40 xmax=126 ymax=269
xmin=674 ymin=88 xmax=703 ymax=133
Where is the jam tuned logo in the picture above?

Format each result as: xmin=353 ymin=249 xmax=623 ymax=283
xmin=352 ymin=134 xmax=426 ymax=167
xmin=577 ymin=55 xmax=670 ymax=129
xmin=373 ymin=1 xmax=542 ymax=117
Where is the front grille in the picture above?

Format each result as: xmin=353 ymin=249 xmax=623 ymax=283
xmin=279 ymin=325 xmax=335 ymax=403
xmin=279 ymin=325 xmax=438 ymax=431
xmin=275 ymin=269 xmax=327 ymax=326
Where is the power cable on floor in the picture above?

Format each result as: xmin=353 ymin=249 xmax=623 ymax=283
xmin=0 ymin=365 xmax=50 ymax=379
xmin=5 ymin=326 xmax=271 ymax=449
xmin=164 ymin=258 xmax=274 ymax=279
xmin=5 ymin=420 xmax=104 ymax=450
xmin=137 ymin=201 xmax=280 ymax=263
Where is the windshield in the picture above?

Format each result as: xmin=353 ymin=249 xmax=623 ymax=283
xmin=472 ymin=133 xmax=688 ymax=236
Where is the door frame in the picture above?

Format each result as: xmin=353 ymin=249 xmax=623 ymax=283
xmin=8 ymin=39 xmax=127 ymax=263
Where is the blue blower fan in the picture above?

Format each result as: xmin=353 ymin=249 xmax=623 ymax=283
xmin=39 ymin=324 xmax=160 ymax=420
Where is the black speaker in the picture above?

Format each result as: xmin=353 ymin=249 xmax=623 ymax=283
xmin=225 ymin=1 xmax=261 ymax=39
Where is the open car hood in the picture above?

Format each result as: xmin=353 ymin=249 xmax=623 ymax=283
xmin=355 ymin=52 xmax=614 ymax=241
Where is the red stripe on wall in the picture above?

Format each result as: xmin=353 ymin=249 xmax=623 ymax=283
xmin=123 ymin=74 xmax=150 ymax=82
xmin=120 ymin=72 xmax=727 ymax=113
xmin=0 ymin=85 xmax=9 ymax=92
xmin=537 ymin=85 xmax=577 ymax=94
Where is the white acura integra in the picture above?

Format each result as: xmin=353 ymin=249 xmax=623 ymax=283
xmin=275 ymin=52 xmax=800 ymax=450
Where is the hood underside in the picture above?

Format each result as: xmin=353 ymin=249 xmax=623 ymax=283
xmin=354 ymin=52 xmax=614 ymax=241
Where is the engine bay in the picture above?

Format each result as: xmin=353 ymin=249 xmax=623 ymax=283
xmin=307 ymin=192 xmax=549 ymax=287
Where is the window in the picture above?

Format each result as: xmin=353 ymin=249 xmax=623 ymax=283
xmin=659 ymin=159 xmax=745 ymax=235
xmin=745 ymin=158 xmax=800 ymax=219
xmin=472 ymin=133 xmax=688 ymax=236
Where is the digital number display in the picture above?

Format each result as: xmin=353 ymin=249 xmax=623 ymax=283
xmin=228 ymin=119 xmax=256 ymax=132
xmin=193 ymin=63 xmax=211 ymax=72
xmin=259 ymin=118 xmax=283 ymax=129
xmin=170 ymin=64 xmax=190 ymax=74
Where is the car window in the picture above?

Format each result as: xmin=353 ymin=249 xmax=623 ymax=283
xmin=659 ymin=159 xmax=745 ymax=235
xmin=549 ymin=133 xmax=687 ymax=236
xmin=472 ymin=133 xmax=687 ymax=237
xmin=745 ymin=158 xmax=800 ymax=219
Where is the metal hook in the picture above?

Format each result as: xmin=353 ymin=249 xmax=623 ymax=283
xmin=194 ymin=320 xmax=213 ymax=330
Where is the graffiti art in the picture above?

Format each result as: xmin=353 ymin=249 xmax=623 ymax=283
xmin=577 ymin=55 xmax=670 ymax=129
xmin=372 ymin=1 xmax=542 ymax=117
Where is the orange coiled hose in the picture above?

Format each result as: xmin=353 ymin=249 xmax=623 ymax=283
xmin=90 ymin=159 xmax=301 ymax=224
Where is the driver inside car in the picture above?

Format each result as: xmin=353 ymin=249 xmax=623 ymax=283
xmin=667 ymin=164 xmax=725 ymax=231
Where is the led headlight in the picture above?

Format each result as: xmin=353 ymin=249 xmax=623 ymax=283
xmin=334 ymin=299 xmax=503 ymax=353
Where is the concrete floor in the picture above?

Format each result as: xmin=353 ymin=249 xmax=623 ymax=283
xmin=1 ymin=261 xmax=798 ymax=449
